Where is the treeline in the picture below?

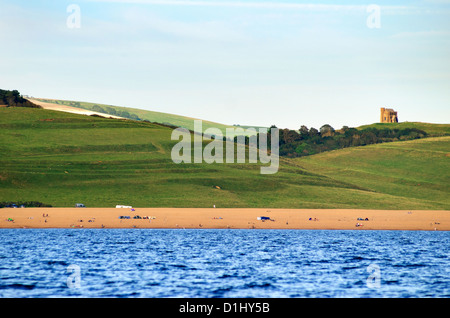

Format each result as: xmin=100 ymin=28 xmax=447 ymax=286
xmin=90 ymin=104 xmax=142 ymax=121
xmin=274 ymin=124 xmax=428 ymax=157
xmin=0 ymin=201 xmax=52 ymax=208
xmin=0 ymin=89 xmax=41 ymax=108
xmin=201 ymin=124 xmax=428 ymax=158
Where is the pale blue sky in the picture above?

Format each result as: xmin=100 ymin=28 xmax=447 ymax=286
xmin=1 ymin=0 xmax=449 ymax=129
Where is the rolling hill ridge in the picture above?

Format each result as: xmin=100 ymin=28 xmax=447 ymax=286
xmin=30 ymin=97 xmax=266 ymax=134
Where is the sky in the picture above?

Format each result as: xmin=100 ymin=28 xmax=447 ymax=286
xmin=0 ymin=0 xmax=449 ymax=129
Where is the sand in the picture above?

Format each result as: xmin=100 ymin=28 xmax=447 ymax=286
xmin=0 ymin=208 xmax=448 ymax=231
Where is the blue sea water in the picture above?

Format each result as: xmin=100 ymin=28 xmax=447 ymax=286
xmin=0 ymin=229 xmax=448 ymax=298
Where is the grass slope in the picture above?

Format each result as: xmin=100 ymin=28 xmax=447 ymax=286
xmin=31 ymin=98 xmax=266 ymax=134
xmin=358 ymin=122 xmax=450 ymax=136
xmin=0 ymin=107 xmax=448 ymax=209
xmin=297 ymin=136 xmax=450 ymax=209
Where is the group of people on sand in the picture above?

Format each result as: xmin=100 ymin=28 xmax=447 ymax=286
xmin=356 ymin=217 xmax=370 ymax=227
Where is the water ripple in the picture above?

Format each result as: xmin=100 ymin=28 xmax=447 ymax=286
xmin=0 ymin=229 xmax=448 ymax=297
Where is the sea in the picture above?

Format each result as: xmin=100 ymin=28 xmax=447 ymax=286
xmin=0 ymin=229 xmax=448 ymax=298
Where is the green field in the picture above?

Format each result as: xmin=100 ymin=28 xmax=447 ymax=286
xmin=0 ymin=107 xmax=448 ymax=209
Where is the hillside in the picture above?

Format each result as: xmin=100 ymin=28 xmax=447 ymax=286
xmin=0 ymin=107 xmax=448 ymax=209
xmin=297 ymin=136 xmax=450 ymax=209
xmin=358 ymin=122 xmax=450 ymax=137
xmin=30 ymin=98 xmax=265 ymax=135
xmin=28 ymin=99 xmax=126 ymax=119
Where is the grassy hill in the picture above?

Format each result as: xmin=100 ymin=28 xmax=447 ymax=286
xmin=0 ymin=107 xmax=448 ymax=209
xmin=358 ymin=122 xmax=450 ymax=137
xmin=297 ymin=136 xmax=450 ymax=209
xmin=31 ymin=98 xmax=266 ymax=135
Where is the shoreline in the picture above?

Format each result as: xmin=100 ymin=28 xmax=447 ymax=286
xmin=0 ymin=208 xmax=449 ymax=231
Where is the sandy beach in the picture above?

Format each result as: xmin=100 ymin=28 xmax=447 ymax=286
xmin=0 ymin=208 xmax=448 ymax=231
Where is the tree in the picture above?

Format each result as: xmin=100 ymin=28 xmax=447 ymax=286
xmin=295 ymin=142 xmax=315 ymax=156
xmin=92 ymin=105 xmax=105 ymax=113
xmin=299 ymin=125 xmax=309 ymax=138
xmin=0 ymin=89 xmax=40 ymax=108
xmin=105 ymin=106 xmax=117 ymax=116
xmin=119 ymin=111 xmax=130 ymax=118
xmin=282 ymin=129 xmax=300 ymax=144
xmin=309 ymin=127 xmax=319 ymax=137
xmin=129 ymin=113 xmax=140 ymax=121
xmin=320 ymin=124 xmax=335 ymax=137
